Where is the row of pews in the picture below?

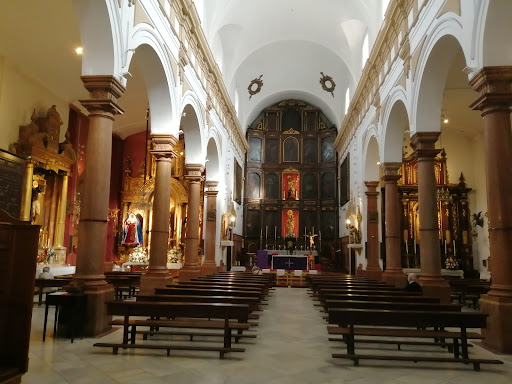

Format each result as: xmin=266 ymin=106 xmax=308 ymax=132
xmin=307 ymin=274 xmax=503 ymax=371
xmin=94 ymin=272 xmax=275 ymax=358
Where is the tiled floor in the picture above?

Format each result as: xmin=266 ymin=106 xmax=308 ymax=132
xmin=24 ymin=288 xmax=512 ymax=383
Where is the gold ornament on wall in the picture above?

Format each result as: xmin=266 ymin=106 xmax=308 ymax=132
xmin=319 ymin=72 xmax=336 ymax=97
xmin=248 ymin=75 xmax=263 ymax=99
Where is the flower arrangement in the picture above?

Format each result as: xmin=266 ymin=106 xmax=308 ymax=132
xmin=167 ymin=247 xmax=182 ymax=264
xmin=130 ymin=246 xmax=149 ymax=263
xmin=39 ymin=248 xmax=56 ymax=264
xmin=445 ymin=256 xmax=459 ymax=270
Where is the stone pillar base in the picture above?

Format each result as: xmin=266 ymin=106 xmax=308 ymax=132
xmin=382 ymin=269 xmax=407 ymax=287
xmin=139 ymin=273 xmax=173 ymax=295
xmin=480 ymin=294 xmax=512 ymax=353
xmin=418 ymin=275 xmax=451 ymax=304
xmin=179 ymin=266 xmax=202 ymax=282
xmin=82 ymin=283 xmax=115 ymax=337
xmin=365 ymin=267 xmax=382 ymax=281
xmin=201 ymin=264 xmax=219 ymax=276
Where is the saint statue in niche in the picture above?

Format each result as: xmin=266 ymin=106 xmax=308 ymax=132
xmin=286 ymin=210 xmax=295 ymax=237
xmin=287 ymin=175 xmax=297 ymax=199
xmin=122 ymin=212 xmax=142 ymax=245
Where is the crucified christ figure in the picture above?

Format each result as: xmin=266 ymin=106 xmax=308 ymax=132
xmin=305 ymin=233 xmax=318 ymax=250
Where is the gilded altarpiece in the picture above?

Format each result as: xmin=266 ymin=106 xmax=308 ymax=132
xmin=118 ymin=138 xmax=191 ymax=263
xmin=382 ymin=150 xmax=474 ymax=274
xmin=244 ymin=100 xmax=338 ymax=259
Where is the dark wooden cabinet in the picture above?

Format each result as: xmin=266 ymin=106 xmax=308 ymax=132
xmin=0 ymin=210 xmax=39 ymax=384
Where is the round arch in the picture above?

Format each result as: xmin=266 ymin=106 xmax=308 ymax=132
xmin=205 ymin=136 xmax=221 ymax=182
xmin=180 ymin=93 xmax=205 ymax=164
xmin=382 ymin=94 xmax=409 ymax=163
xmin=73 ymin=0 xmax=120 ymax=76
xmin=412 ymin=18 xmax=467 ymax=133
xmin=362 ymin=129 xmax=380 ymax=181
xmin=479 ymin=0 xmax=512 ymax=67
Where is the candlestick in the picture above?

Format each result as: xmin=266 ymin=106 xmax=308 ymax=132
xmin=319 ymin=230 xmax=321 ymax=241
xmin=312 ymin=226 xmax=315 ymax=234
xmin=414 ymin=238 xmax=416 ymax=254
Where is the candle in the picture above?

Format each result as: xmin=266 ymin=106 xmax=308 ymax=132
xmin=405 ymin=241 xmax=409 ymax=254
xmin=414 ymin=238 xmax=416 ymax=254
xmin=274 ymin=226 xmax=277 ymax=240
xmin=266 ymin=226 xmax=268 ymax=239
xmin=319 ymin=230 xmax=321 ymax=240
xmin=453 ymin=240 xmax=456 ymax=256
xmin=304 ymin=227 xmax=306 ymax=236
xmin=444 ymin=240 xmax=447 ymax=255
xmin=313 ymin=226 xmax=315 ymax=234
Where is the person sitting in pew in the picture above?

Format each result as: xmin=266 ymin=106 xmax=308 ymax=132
xmin=404 ymin=273 xmax=422 ymax=293
xmin=38 ymin=266 xmax=54 ymax=280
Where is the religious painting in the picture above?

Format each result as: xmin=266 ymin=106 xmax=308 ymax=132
xmin=303 ymin=138 xmax=318 ymax=164
xmin=265 ymin=173 xmax=279 ymax=199
xmin=248 ymin=137 xmax=262 ymax=162
xmin=246 ymin=210 xmax=260 ymax=237
xmin=302 ymin=173 xmax=317 ymax=199
xmin=282 ymin=172 xmax=299 ymax=200
xmin=340 ymin=154 xmax=350 ymax=205
xmin=265 ymin=138 xmax=279 ymax=163
xmin=281 ymin=108 xmax=302 ymax=131
xmin=321 ymin=210 xmax=336 ymax=238
xmin=283 ymin=137 xmax=299 ymax=162
xmin=282 ymin=209 xmax=299 ymax=238
xmin=247 ymin=172 xmax=261 ymax=198
xmin=321 ymin=171 xmax=335 ymax=199
xmin=321 ymin=135 xmax=335 ymax=163
xmin=234 ymin=160 xmax=242 ymax=204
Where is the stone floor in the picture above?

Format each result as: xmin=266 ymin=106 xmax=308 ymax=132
xmin=24 ymin=288 xmax=512 ymax=384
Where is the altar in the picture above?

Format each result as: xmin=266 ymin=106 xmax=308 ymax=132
xmin=257 ymin=250 xmax=317 ymax=270
xmin=271 ymin=255 xmax=308 ymax=270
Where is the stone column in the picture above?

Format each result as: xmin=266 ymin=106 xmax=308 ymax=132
xmin=139 ymin=134 xmax=178 ymax=295
xmin=469 ymin=66 xmax=512 ymax=353
xmin=54 ymin=172 xmax=69 ymax=263
xmin=201 ymin=181 xmax=219 ymax=276
xmin=364 ymin=181 xmax=382 ymax=281
xmin=381 ymin=163 xmax=407 ymax=287
xmin=47 ymin=174 xmax=59 ymax=248
xmin=74 ymin=75 xmax=125 ymax=336
xmin=20 ymin=159 xmax=35 ymax=221
xmin=410 ymin=132 xmax=450 ymax=303
xmin=179 ymin=164 xmax=205 ymax=281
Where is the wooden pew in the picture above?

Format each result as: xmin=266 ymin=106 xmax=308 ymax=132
xmin=94 ymin=301 xmax=251 ymax=358
xmin=181 ymin=280 xmax=270 ymax=294
xmin=169 ymin=285 xmax=266 ymax=300
xmin=327 ymin=308 xmax=503 ymax=370
xmin=321 ymin=293 xmax=439 ymax=304
xmin=34 ymin=277 xmax=72 ymax=305
xmin=155 ymin=287 xmax=264 ymax=300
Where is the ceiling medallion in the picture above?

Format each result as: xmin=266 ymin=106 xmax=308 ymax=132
xmin=320 ymin=72 xmax=336 ymax=97
xmin=248 ymin=75 xmax=263 ymax=100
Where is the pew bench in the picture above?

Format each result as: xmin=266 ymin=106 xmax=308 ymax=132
xmin=328 ymin=308 xmax=503 ymax=371
xmin=94 ymin=301 xmax=251 ymax=359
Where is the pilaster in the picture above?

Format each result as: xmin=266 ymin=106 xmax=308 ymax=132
xmin=364 ymin=181 xmax=382 ymax=281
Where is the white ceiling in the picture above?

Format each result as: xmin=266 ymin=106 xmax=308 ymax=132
xmin=197 ymin=0 xmax=382 ymax=130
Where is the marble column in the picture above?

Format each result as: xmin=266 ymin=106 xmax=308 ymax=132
xmin=74 ymin=75 xmax=125 ymax=336
xmin=20 ymin=159 xmax=35 ymax=221
xmin=179 ymin=164 xmax=205 ymax=281
xmin=201 ymin=180 xmax=219 ymax=276
xmin=381 ymin=163 xmax=407 ymax=287
xmin=365 ymin=181 xmax=382 ymax=281
xmin=469 ymin=66 xmax=512 ymax=353
xmin=139 ymin=134 xmax=178 ymax=295
xmin=410 ymin=132 xmax=450 ymax=304
xmin=54 ymin=172 xmax=69 ymax=263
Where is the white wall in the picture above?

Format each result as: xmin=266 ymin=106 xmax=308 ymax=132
xmin=0 ymin=56 xmax=69 ymax=151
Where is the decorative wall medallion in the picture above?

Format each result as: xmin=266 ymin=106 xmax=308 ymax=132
xmin=248 ymin=75 xmax=263 ymax=99
xmin=320 ymin=72 xmax=336 ymax=97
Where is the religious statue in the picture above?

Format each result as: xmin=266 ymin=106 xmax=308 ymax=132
xmin=122 ymin=212 xmax=142 ymax=245
xmin=287 ymin=175 xmax=297 ymax=199
xmin=305 ymin=232 xmax=318 ymax=250
xmin=286 ymin=209 xmax=295 ymax=237
xmin=348 ymin=225 xmax=361 ymax=244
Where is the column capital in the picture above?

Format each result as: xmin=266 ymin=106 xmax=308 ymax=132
xmin=411 ymin=132 xmax=441 ymax=159
xmin=185 ymin=163 xmax=205 ymax=182
xmin=205 ymin=180 xmax=219 ymax=191
xmin=150 ymin=134 xmax=178 ymax=159
xmin=381 ymin=162 xmax=402 ymax=183
xmin=79 ymin=75 xmax=125 ymax=117
xmin=364 ymin=180 xmax=379 ymax=196
xmin=469 ymin=66 xmax=512 ymax=115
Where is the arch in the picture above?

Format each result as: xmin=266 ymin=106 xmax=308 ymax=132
xmin=73 ymin=0 xmax=120 ymax=76
xmin=412 ymin=17 xmax=467 ymax=133
xmin=381 ymin=92 xmax=409 ymax=163
xmin=205 ymin=137 xmax=221 ymax=182
xmin=363 ymin=130 xmax=380 ymax=181
xmin=181 ymin=93 xmax=206 ymax=164
xmin=128 ymin=26 xmax=178 ymax=135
